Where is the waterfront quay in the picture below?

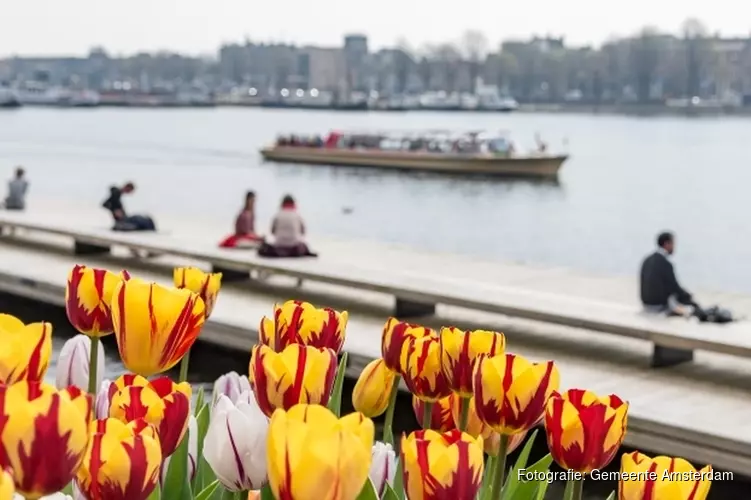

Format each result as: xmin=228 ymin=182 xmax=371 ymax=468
xmin=0 ymin=203 xmax=750 ymax=490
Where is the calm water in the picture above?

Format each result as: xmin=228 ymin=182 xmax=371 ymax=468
xmin=0 ymin=107 xmax=749 ymax=294
xmin=1 ymin=292 xmax=745 ymax=499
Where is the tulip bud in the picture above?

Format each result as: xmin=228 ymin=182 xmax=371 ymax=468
xmin=55 ymin=335 xmax=105 ymax=392
xmin=474 ymin=353 xmax=559 ymax=435
xmin=174 ymin=266 xmax=222 ymax=318
xmin=65 ymin=265 xmax=130 ymax=337
xmin=259 ymin=300 xmax=347 ymax=353
xmin=111 ymin=279 xmax=206 ymax=377
xmin=440 ymin=327 xmax=505 ymax=397
xmin=369 ymin=442 xmax=396 ymax=497
xmin=247 ymin=492 xmax=260 ymax=500
xmin=400 ymin=334 xmax=451 ymax=401
xmin=94 ymin=379 xmax=113 ymax=419
xmin=381 ymin=318 xmax=434 ymax=373
xmin=203 ymin=393 xmax=269 ymax=491
xmin=412 ymin=395 xmax=456 ymax=431
xmin=545 ymin=389 xmax=628 ymax=474
xmin=0 ymin=314 xmax=52 ymax=385
xmin=352 ymin=358 xmax=397 ymax=418
xmin=249 ymin=344 xmax=337 ymax=417
xmin=401 ymin=429 xmax=484 ymax=500
xmin=162 ymin=415 xmax=199 ymax=483
xmin=213 ymin=371 xmax=252 ymax=406
xmin=267 ymin=405 xmax=374 ymax=500
xmin=618 ymin=452 xmax=712 ymax=500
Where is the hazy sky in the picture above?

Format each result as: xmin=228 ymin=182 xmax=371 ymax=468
xmin=3 ymin=0 xmax=750 ymax=57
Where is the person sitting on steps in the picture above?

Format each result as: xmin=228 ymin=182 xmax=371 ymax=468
xmin=640 ymin=231 xmax=699 ymax=317
xmin=219 ymin=191 xmax=263 ymax=248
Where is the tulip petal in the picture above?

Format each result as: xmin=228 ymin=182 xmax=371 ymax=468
xmin=65 ymin=265 xmax=126 ymax=336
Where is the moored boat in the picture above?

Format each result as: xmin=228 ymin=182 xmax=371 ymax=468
xmin=260 ymin=131 xmax=567 ymax=178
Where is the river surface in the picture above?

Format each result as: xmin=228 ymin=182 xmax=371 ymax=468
xmin=0 ymin=107 xmax=749 ymax=295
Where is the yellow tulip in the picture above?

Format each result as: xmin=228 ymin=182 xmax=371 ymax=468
xmin=111 ymin=279 xmax=206 ymax=376
xmin=65 ymin=264 xmax=130 ymax=336
xmin=76 ymin=418 xmax=162 ymax=500
xmin=619 ymin=452 xmax=713 ymax=500
xmin=439 ymin=327 xmax=505 ymax=397
xmin=545 ymin=389 xmax=628 ymax=474
xmin=267 ymin=404 xmax=374 ymax=500
xmin=0 ymin=469 xmax=14 ymax=500
xmin=400 ymin=333 xmax=451 ymax=402
xmin=109 ymin=374 xmax=191 ymax=458
xmin=401 ymin=429 xmax=484 ymax=500
xmin=352 ymin=358 xmax=397 ymax=418
xmin=260 ymin=300 xmax=348 ymax=354
xmin=0 ymin=314 xmax=52 ymax=385
xmin=249 ymin=344 xmax=338 ymax=417
xmin=0 ymin=381 xmax=90 ymax=498
xmin=412 ymin=395 xmax=456 ymax=431
xmin=474 ymin=353 xmax=560 ymax=434
xmin=174 ymin=266 xmax=222 ymax=318
xmin=381 ymin=318 xmax=434 ymax=374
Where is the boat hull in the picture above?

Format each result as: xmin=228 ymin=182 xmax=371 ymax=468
xmin=260 ymin=147 xmax=566 ymax=178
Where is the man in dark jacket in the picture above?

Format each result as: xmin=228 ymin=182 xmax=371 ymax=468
xmin=640 ymin=231 xmax=695 ymax=316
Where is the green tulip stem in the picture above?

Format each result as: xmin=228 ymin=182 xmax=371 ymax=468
xmin=570 ymin=477 xmax=584 ymax=500
xmin=88 ymin=337 xmax=99 ymax=396
xmin=422 ymin=401 xmax=434 ymax=430
xmin=382 ymin=374 xmax=401 ymax=446
xmin=179 ymin=349 xmax=192 ymax=383
xmin=491 ymin=434 xmax=510 ymax=500
xmin=458 ymin=396 xmax=471 ymax=432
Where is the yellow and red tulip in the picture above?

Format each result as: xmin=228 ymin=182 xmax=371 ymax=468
xmin=0 ymin=469 xmax=13 ymax=500
xmin=76 ymin=418 xmax=162 ymax=500
xmin=439 ymin=327 xmax=505 ymax=397
xmin=65 ymin=265 xmax=130 ymax=337
xmin=474 ymin=353 xmax=560 ymax=434
xmin=249 ymin=344 xmax=338 ymax=417
xmin=381 ymin=318 xmax=434 ymax=374
xmin=0 ymin=381 xmax=91 ymax=498
xmin=450 ymin=394 xmax=527 ymax=457
xmin=544 ymin=389 xmax=628 ymax=474
xmin=352 ymin=358 xmax=397 ymax=418
xmin=259 ymin=300 xmax=348 ymax=354
xmin=618 ymin=452 xmax=712 ymax=500
xmin=401 ymin=429 xmax=484 ymax=500
xmin=412 ymin=395 xmax=456 ymax=431
xmin=173 ymin=266 xmax=222 ymax=318
xmin=400 ymin=333 xmax=451 ymax=401
xmin=109 ymin=374 xmax=191 ymax=458
xmin=111 ymin=279 xmax=206 ymax=376
xmin=0 ymin=314 xmax=52 ymax=385
xmin=267 ymin=404 xmax=374 ymax=500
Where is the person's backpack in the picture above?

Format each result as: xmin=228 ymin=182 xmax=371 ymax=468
xmin=695 ymin=305 xmax=734 ymax=324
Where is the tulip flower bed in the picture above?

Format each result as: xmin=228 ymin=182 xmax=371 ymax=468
xmin=0 ymin=263 xmax=717 ymax=500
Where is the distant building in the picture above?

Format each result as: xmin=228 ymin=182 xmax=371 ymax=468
xmin=343 ymin=34 xmax=370 ymax=92
xmin=299 ymin=46 xmax=345 ymax=92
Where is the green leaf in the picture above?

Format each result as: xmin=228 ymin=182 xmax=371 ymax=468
xmin=479 ymin=455 xmax=496 ymax=500
xmin=219 ymin=489 xmax=245 ymax=500
xmin=163 ymin=428 xmax=192 ymax=499
xmin=260 ymin=484 xmax=275 ymax=500
xmin=194 ymin=480 xmax=221 ymax=500
xmin=382 ymin=484 xmax=400 ymax=500
xmin=605 ymin=492 xmax=616 ymax=500
xmin=327 ymin=352 xmax=349 ymax=417
xmin=504 ymin=453 xmax=553 ymax=500
xmin=146 ymin=485 xmax=161 ymax=500
xmin=500 ymin=430 xmax=538 ymax=499
xmin=61 ymin=482 xmax=73 ymax=495
xmin=195 ymin=386 xmax=206 ymax=417
xmin=391 ymin=457 xmax=405 ymax=500
xmin=355 ymin=478 xmax=380 ymax=500
xmin=533 ymin=478 xmax=550 ymax=500
xmin=193 ymin=402 xmax=212 ymax=491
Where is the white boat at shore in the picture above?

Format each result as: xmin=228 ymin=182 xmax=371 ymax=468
xmin=15 ymin=83 xmax=100 ymax=107
xmin=0 ymin=88 xmax=21 ymax=108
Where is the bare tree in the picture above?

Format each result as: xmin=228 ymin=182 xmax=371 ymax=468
xmin=433 ymin=43 xmax=462 ymax=92
xmin=682 ymin=18 xmax=708 ymax=97
xmin=461 ymin=30 xmax=488 ymax=90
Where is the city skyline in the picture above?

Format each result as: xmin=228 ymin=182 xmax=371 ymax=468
xmin=3 ymin=0 xmax=751 ymax=57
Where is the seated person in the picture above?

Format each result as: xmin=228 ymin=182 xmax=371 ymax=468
xmin=219 ymin=191 xmax=263 ymax=248
xmin=640 ymin=231 xmax=696 ymax=317
xmin=102 ymin=182 xmax=156 ymax=232
xmin=3 ymin=167 xmax=28 ymax=210
xmin=258 ymin=195 xmax=317 ymax=258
